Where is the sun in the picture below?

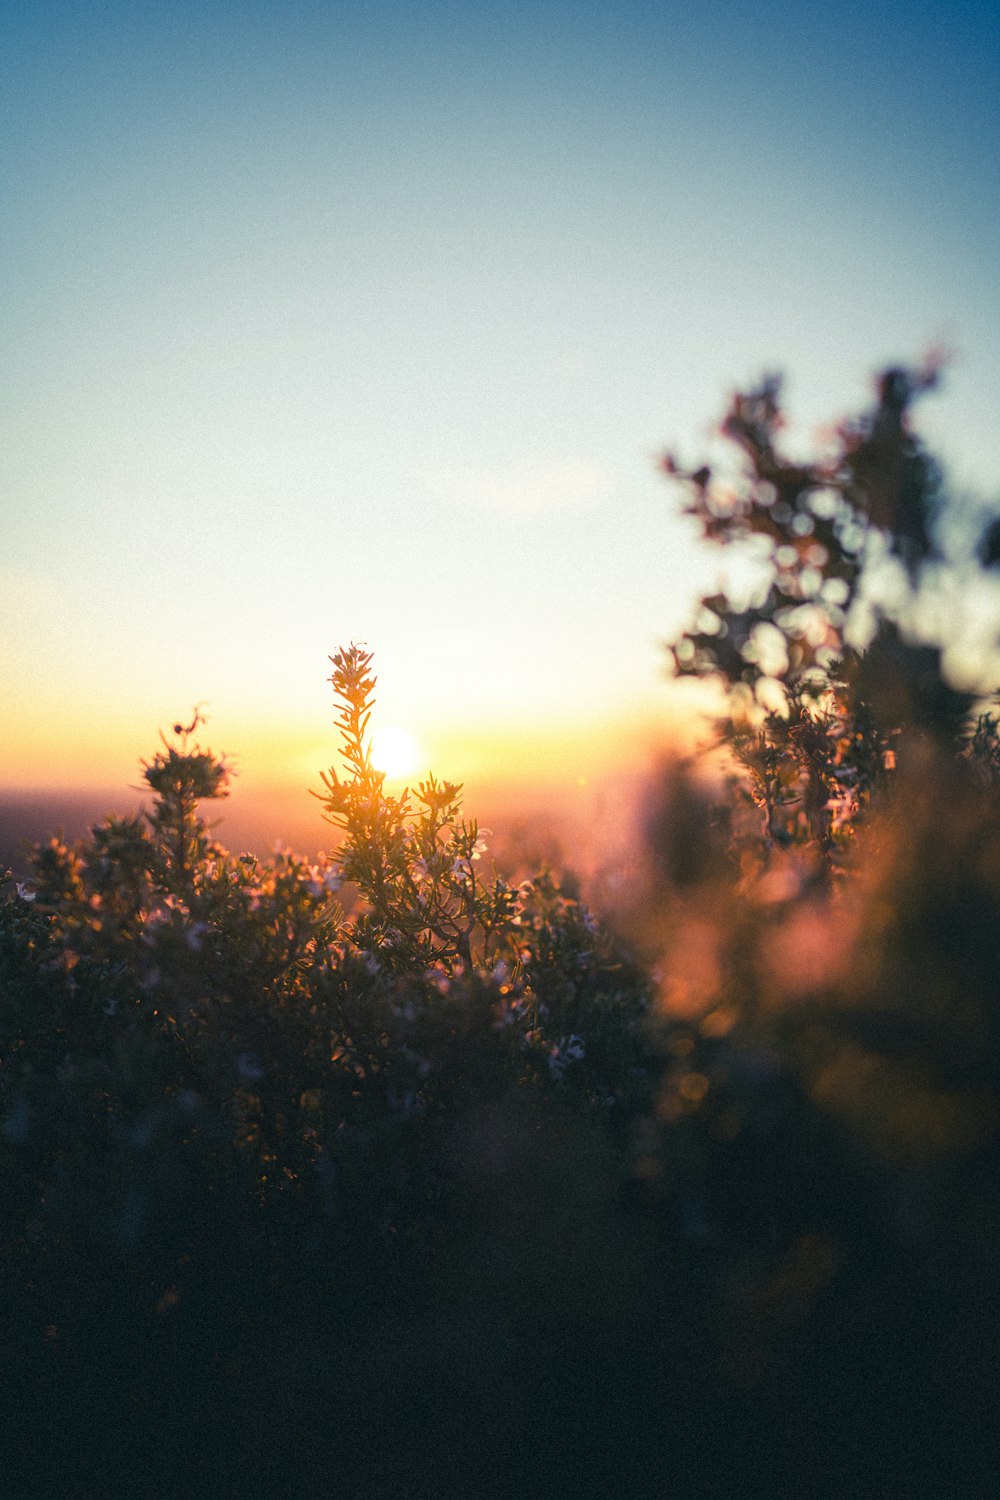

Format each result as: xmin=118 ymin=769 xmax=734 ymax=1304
xmin=370 ymin=725 xmax=423 ymax=781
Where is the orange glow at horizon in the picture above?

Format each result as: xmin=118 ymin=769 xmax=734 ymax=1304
xmin=0 ymin=679 xmax=721 ymax=799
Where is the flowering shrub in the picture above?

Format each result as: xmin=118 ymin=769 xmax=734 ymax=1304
xmin=5 ymin=670 xmax=647 ymax=1206
xmin=0 ymin=648 xmax=663 ymax=1492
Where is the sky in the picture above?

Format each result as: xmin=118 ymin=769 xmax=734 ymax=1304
xmin=3 ymin=0 xmax=999 ymax=817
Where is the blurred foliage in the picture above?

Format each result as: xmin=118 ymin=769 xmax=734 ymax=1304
xmin=664 ymin=358 xmax=998 ymax=862
xmin=637 ymin=362 xmax=1000 ymax=1494
xmin=2 ymin=366 xmax=1000 ymax=1496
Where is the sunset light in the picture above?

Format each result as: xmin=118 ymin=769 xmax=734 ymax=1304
xmin=5 ymin=3 xmax=1000 ymax=1491
xmin=3 ymin=0 xmax=998 ymax=815
xmin=370 ymin=724 xmax=423 ymax=782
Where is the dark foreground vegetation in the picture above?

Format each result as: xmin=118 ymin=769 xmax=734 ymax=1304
xmin=3 ymin=365 xmax=1000 ymax=1497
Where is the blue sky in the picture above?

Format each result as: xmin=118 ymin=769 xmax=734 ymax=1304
xmin=3 ymin=0 xmax=999 ymax=795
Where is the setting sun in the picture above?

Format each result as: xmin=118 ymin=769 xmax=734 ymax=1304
xmin=370 ymin=725 xmax=423 ymax=781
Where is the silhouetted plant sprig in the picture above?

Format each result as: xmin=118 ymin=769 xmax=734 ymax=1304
xmin=317 ymin=643 xmax=519 ymax=974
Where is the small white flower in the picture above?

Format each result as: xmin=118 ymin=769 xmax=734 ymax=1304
xmin=547 ymin=1034 xmax=586 ymax=1081
xmin=184 ymin=921 xmax=210 ymax=953
xmin=15 ymin=883 xmax=36 ymax=903
xmin=425 ymin=964 xmax=450 ymax=994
